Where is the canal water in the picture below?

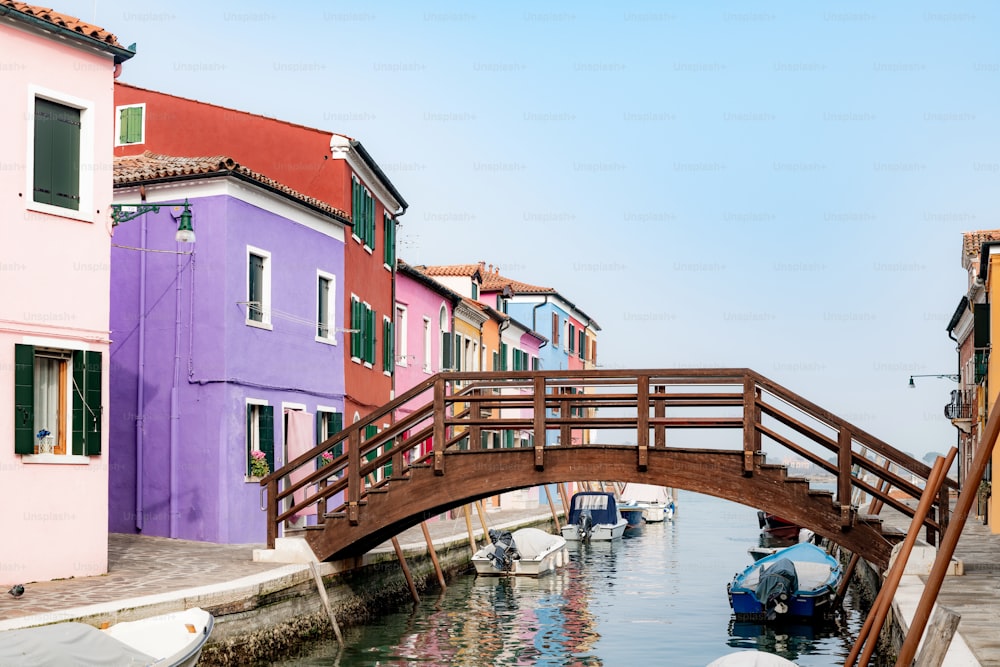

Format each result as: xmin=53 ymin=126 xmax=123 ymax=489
xmin=277 ymin=492 xmax=887 ymax=666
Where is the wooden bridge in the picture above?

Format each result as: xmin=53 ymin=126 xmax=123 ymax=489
xmin=261 ymin=369 xmax=956 ymax=569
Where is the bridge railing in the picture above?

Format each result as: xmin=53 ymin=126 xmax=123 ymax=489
xmin=260 ymin=369 xmax=955 ymax=549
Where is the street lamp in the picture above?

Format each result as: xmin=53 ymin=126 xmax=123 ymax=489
xmin=908 ymin=374 xmax=959 ymax=388
xmin=110 ymin=199 xmax=195 ymax=243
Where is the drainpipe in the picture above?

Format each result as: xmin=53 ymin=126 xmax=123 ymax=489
xmin=532 ymin=296 xmax=550 ymax=353
xmin=135 ymin=217 xmax=147 ymax=531
xmin=169 ymin=234 xmax=183 ymax=537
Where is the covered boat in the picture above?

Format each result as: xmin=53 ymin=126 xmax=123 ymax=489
xmin=561 ymin=491 xmax=628 ymax=542
xmin=472 ymin=527 xmax=568 ymax=576
xmin=0 ymin=607 xmax=214 ymax=667
xmin=727 ymin=542 xmax=842 ymax=621
xmin=619 ymin=483 xmax=675 ymax=522
xmin=707 ymin=650 xmax=798 ymax=666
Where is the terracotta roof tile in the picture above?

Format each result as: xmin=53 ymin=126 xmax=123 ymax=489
xmin=114 ymin=152 xmax=350 ymax=222
xmin=419 ymin=262 xmax=556 ymax=294
xmin=2 ymin=1 xmax=124 ymax=48
xmin=963 ymin=230 xmax=1000 ymax=257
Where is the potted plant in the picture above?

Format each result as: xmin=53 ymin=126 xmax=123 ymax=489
xmin=249 ymin=450 xmax=270 ymax=479
xmin=36 ymin=429 xmax=53 ymax=454
xmin=319 ymin=451 xmax=334 ymax=467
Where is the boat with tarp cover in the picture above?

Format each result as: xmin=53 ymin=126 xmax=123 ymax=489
xmin=727 ymin=542 xmax=842 ymax=622
xmin=560 ymin=491 xmax=627 ymax=542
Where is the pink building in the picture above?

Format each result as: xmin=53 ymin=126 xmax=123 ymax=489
xmin=0 ymin=3 xmax=134 ymax=583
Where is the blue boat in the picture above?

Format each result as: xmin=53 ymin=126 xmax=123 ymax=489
xmin=560 ymin=491 xmax=627 ymax=541
xmin=727 ymin=542 xmax=843 ymax=621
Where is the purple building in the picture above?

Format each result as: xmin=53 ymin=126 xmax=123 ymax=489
xmin=110 ymin=153 xmax=348 ymax=543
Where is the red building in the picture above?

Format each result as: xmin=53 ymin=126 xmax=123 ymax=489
xmin=112 ymin=83 xmax=407 ymax=425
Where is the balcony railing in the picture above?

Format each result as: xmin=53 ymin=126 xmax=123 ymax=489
xmin=944 ymin=389 xmax=974 ymax=420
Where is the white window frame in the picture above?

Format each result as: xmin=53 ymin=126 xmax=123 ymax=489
xmin=25 ymin=85 xmax=95 ymax=223
xmin=245 ymin=398 xmax=269 ymax=482
xmin=114 ymin=103 xmax=146 ymax=147
xmin=246 ymin=245 xmax=272 ymax=330
xmin=395 ymin=304 xmax=408 ymax=367
xmin=422 ymin=316 xmax=432 ymax=373
xmin=20 ymin=343 xmax=91 ymax=465
xmin=316 ymin=270 xmax=337 ymax=345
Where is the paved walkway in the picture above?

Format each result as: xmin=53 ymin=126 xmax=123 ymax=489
xmin=0 ymin=505 xmax=555 ymax=627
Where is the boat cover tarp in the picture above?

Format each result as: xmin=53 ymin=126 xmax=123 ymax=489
xmin=567 ymin=492 xmax=620 ymax=525
xmin=0 ymin=622 xmax=155 ymax=666
xmin=754 ymin=557 xmax=797 ymax=608
xmin=707 ymin=650 xmax=798 ymax=666
xmin=511 ymin=528 xmax=563 ymax=558
xmin=738 ymin=542 xmax=838 ymax=592
xmin=619 ymin=483 xmax=671 ymax=505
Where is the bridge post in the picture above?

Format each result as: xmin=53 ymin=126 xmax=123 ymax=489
xmin=534 ymin=376 xmax=546 ymax=469
xmin=653 ymin=385 xmax=666 ymax=447
xmin=348 ymin=428 xmax=361 ymax=525
xmin=742 ymin=375 xmax=761 ymax=476
xmin=469 ymin=387 xmax=482 ymax=451
xmin=637 ymin=375 xmax=649 ymax=471
xmin=266 ymin=477 xmax=278 ymax=549
xmin=838 ymin=427 xmax=854 ymax=528
xmin=433 ymin=378 xmax=445 ymax=475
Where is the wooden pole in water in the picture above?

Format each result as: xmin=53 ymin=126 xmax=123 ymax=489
xmin=308 ymin=561 xmax=344 ymax=646
xmin=557 ymin=482 xmax=571 ymax=512
xmin=463 ymin=504 xmax=478 ymax=554
xmin=895 ymin=397 xmax=1000 ymax=667
xmin=837 ymin=475 xmax=892 ymax=601
xmin=475 ymin=500 xmax=490 ymax=536
xmin=544 ymin=484 xmax=561 ymax=531
xmin=845 ymin=451 xmax=951 ymax=666
xmin=420 ymin=522 xmax=447 ymax=591
xmin=914 ymin=605 xmax=961 ymax=667
xmin=391 ymin=536 xmax=420 ymax=603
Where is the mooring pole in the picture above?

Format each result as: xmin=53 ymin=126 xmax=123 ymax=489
xmin=848 ymin=452 xmax=951 ymax=667
xmin=895 ymin=398 xmax=1000 ymax=667
xmin=544 ymin=484 xmax=561 ymax=531
xmin=463 ymin=504 xmax=478 ymax=554
xmin=420 ymin=521 xmax=447 ymax=591
xmin=391 ymin=536 xmax=420 ymax=604
xmin=308 ymin=561 xmax=344 ymax=646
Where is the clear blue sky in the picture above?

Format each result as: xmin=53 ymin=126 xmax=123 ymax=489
xmin=67 ymin=0 xmax=998 ymax=461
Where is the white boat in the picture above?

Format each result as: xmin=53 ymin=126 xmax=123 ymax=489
xmin=560 ymin=491 xmax=628 ymax=542
xmin=618 ymin=483 xmax=675 ymax=522
xmin=473 ymin=527 xmax=568 ymax=576
xmin=0 ymin=607 xmax=214 ymax=667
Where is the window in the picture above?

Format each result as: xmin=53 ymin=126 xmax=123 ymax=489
xmin=568 ymin=323 xmax=576 ymax=354
xmin=350 ymin=296 xmax=376 ymax=365
xmin=352 ymin=176 xmax=375 ymax=251
xmin=422 ymin=317 xmax=432 ymax=373
xmin=551 ymin=313 xmax=559 ymax=346
xmin=439 ymin=306 xmax=451 ymax=371
xmin=247 ymin=246 xmax=271 ymax=328
xmin=115 ymin=104 xmax=144 ymax=146
xmin=395 ymin=305 xmax=407 ymax=367
xmin=563 ymin=321 xmax=569 ymax=351
xmin=454 ymin=334 xmax=464 ymax=371
xmin=578 ymin=330 xmax=586 ymax=359
xmin=471 ymin=282 xmax=479 ymax=300
xmin=382 ymin=316 xmax=393 ymax=374
xmin=317 ymin=272 xmax=336 ymax=342
xmin=246 ymin=401 xmax=274 ymax=478
xmin=383 ymin=212 xmax=395 ymax=268
xmin=512 ymin=348 xmax=528 ymax=371
xmin=14 ymin=344 xmax=102 ymax=457
xmin=498 ymin=342 xmax=509 ymax=371
xmin=316 ymin=409 xmax=344 ymax=458
xmin=33 ymin=97 xmax=81 ymax=211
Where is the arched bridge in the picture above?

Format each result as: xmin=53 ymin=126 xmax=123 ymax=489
xmin=261 ymin=369 xmax=956 ymax=569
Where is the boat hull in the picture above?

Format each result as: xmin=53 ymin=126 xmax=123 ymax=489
xmin=728 ymin=542 xmax=843 ymax=622
xmin=561 ymin=519 xmax=627 ymax=541
xmin=472 ymin=528 xmax=569 ymax=577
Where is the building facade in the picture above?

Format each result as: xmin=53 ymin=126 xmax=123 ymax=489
xmin=109 ymin=153 xmax=348 ymax=543
xmin=0 ymin=2 xmax=133 ymax=582
xmin=112 ymin=83 xmax=406 ymax=433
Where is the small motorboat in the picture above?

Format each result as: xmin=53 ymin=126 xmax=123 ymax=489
xmin=618 ymin=502 xmax=646 ymax=533
xmin=0 ymin=607 xmax=214 ymax=666
xmin=748 ymin=529 xmax=818 ymax=561
xmin=561 ymin=491 xmax=628 ymax=542
xmin=619 ymin=483 xmax=675 ymax=522
xmin=757 ymin=512 xmax=801 ymax=541
xmin=472 ymin=527 xmax=568 ymax=577
xmin=728 ymin=542 xmax=843 ymax=622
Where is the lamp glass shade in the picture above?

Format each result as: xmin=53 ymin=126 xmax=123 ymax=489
xmin=175 ymin=209 xmax=195 ymax=243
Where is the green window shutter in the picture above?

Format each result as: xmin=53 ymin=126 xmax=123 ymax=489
xmin=442 ymin=332 xmax=453 ymax=370
xmin=259 ymin=405 xmax=275 ymax=471
xmin=34 ymin=98 xmax=81 ymax=210
xmin=350 ymin=298 xmax=360 ymax=356
xmin=382 ymin=319 xmax=392 ymax=372
xmin=14 ymin=345 xmax=35 ymax=455
xmin=504 ymin=430 xmax=514 ymax=448
xmin=318 ymin=277 xmax=330 ymax=337
xmin=532 ymin=356 xmax=540 ymax=371
xmin=329 ymin=412 xmax=344 ymax=457
xmin=248 ymin=255 xmax=264 ymax=322
xmin=579 ymin=330 xmax=586 ymax=359
xmin=368 ymin=194 xmax=376 ymax=252
xmin=72 ymin=352 xmax=84 ymax=455
xmin=364 ymin=424 xmax=378 ymax=462
xmin=83 ymin=351 xmax=102 ymax=455
xmin=499 ymin=342 xmax=508 ymax=371
xmin=121 ymin=106 xmax=142 ymax=144
xmin=246 ymin=404 xmax=253 ymax=474
xmin=351 ymin=180 xmax=359 ymax=237
xmin=367 ymin=307 xmax=377 ymax=364
xmin=492 ymin=351 xmax=498 ymax=371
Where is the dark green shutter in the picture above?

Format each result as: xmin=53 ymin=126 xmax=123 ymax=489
xmin=499 ymin=342 xmax=508 ymax=371
xmin=260 ymin=405 xmax=275 ymax=471
xmin=72 ymin=353 xmax=84 ymax=455
xmin=532 ymin=356 xmax=540 ymax=371
xmin=14 ymin=345 xmax=35 ymax=455
xmin=318 ymin=277 xmax=330 ymax=337
xmin=368 ymin=194 xmax=376 ymax=252
xmin=579 ymin=330 xmax=586 ymax=359
xmin=367 ymin=307 xmax=377 ymax=364
xmin=492 ymin=351 xmax=498 ymax=371
xmin=442 ymin=332 xmax=453 ymax=370
xmin=974 ymin=304 xmax=990 ymax=348
xmin=364 ymin=424 xmax=378 ymax=463
xmin=34 ymin=98 xmax=81 ymax=211
xmin=383 ymin=319 xmax=393 ymax=373
xmin=504 ymin=430 xmax=514 ymax=448
xmin=84 ymin=351 xmax=102 ymax=455
xmin=249 ymin=255 xmax=264 ymax=322
xmin=351 ymin=298 xmax=361 ymax=356
xmin=329 ymin=412 xmax=344 ymax=457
